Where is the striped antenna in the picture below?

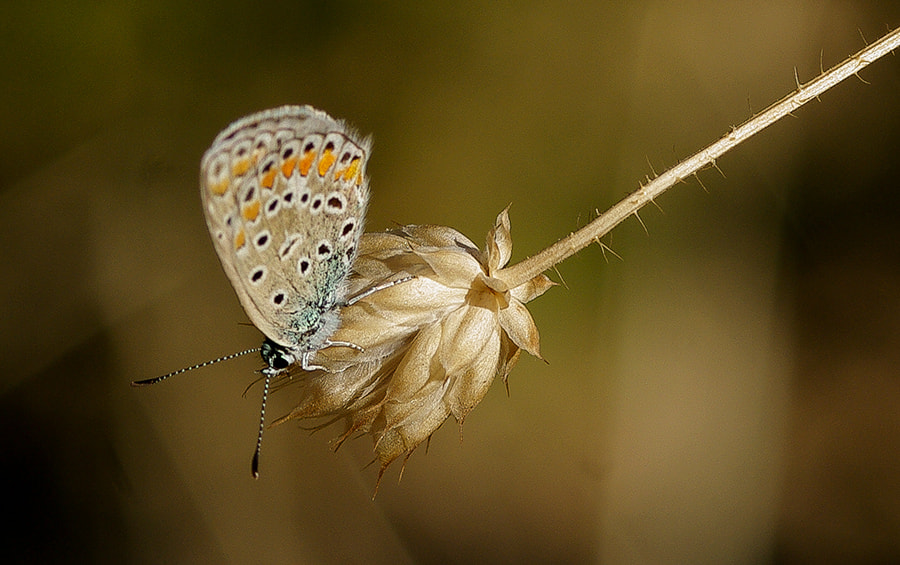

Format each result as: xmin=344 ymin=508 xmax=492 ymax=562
xmin=131 ymin=348 xmax=261 ymax=386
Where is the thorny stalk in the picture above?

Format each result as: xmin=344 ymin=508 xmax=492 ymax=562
xmin=495 ymin=27 xmax=900 ymax=289
xmin=269 ymin=27 xmax=900 ymax=483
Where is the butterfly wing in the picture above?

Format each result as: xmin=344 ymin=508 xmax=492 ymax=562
xmin=199 ymin=105 xmax=370 ymax=352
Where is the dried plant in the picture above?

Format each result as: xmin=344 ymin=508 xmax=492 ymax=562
xmin=271 ymin=209 xmax=552 ymax=482
xmin=266 ymin=29 xmax=900 ymax=487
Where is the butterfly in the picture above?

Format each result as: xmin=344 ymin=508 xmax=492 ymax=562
xmin=136 ymin=106 xmax=372 ymax=476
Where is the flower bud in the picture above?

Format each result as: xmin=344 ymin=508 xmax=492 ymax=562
xmin=272 ymin=208 xmax=553 ymax=481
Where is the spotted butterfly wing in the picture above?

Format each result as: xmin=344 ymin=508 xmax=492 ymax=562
xmin=200 ymin=105 xmax=370 ymax=369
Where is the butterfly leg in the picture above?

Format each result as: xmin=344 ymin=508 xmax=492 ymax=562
xmin=300 ymin=350 xmax=328 ymax=372
xmin=346 ymin=275 xmax=416 ymax=305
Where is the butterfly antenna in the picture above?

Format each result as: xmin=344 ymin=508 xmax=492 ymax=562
xmin=251 ymin=369 xmax=273 ymax=479
xmin=131 ymin=348 xmax=261 ymax=387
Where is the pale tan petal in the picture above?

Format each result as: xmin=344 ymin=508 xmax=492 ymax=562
xmin=383 ymin=322 xmax=443 ymax=402
xmin=509 ymin=273 xmax=555 ymax=304
xmin=497 ymin=333 xmax=522 ymax=384
xmin=383 ymin=379 xmax=449 ymax=448
xmin=477 ymin=272 xmax=510 ymax=301
xmin=447 ymin=320 xmax=501 ymax=421
xmin=396 ymin=223 xmax=479 ymax=251
xmin=485 ymin=205 xmax=513 ymax=272
xmin=438 ymin=298 xmax=499 ymax=377
xmin=498 ymin=297 xmax=542 ymax=359
xmin=272 ymin=369 xmax=375 ymax=421
xmin=416 ymin=248 xmax=484 ymax=289
xmin=375 ymin=379 xmax=452 ymax=468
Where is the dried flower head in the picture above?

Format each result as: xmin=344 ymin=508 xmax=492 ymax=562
xmin=271 ymin=207 xmax=553 ymax=480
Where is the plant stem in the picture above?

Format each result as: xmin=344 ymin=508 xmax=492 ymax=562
xmin=496 ymin=27 xmax=900 ymax=289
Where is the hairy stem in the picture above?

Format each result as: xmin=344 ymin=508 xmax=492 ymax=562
xmin=496 ymin=27 xmax=900 ymax=289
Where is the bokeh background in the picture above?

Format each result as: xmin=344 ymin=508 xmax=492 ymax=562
xmin=3 ymin=2 xmax=900 ymax=563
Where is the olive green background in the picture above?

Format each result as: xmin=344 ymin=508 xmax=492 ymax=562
xmin=2 ymin=2 xmax=900 ymax=563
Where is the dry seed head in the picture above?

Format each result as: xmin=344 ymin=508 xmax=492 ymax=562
xmin=270 ymin=207 xmax=553 ymax=479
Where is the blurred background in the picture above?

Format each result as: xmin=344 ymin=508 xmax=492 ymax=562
xmin=2 ymin=2 xmax=900 ymax=563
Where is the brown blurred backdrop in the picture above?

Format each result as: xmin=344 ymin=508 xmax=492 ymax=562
xmin=2 ymin=2 xmax=900 ymax=563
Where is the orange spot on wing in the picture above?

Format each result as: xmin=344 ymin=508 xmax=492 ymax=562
xmin=299 ymin=150 xmax=316 ymax=176
xmin=210 ymin=178 xmax=229 ymax=196
xmin=281 ymin=156 xmax=297 ymax=178
xmin=232 ymin=158 xmax=251 ymax=176
xmin=242 ymin=200 xmax=261 ymax=221
xmin=260 ymin=168 xmax=276 ymax=189
xmin=342 ymin=157 xmax=361 ymax=181
xmin=234 ymin=228 xmax=246 ymax=250
xmin=317 ymin=148 xmax=336 ymax=177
